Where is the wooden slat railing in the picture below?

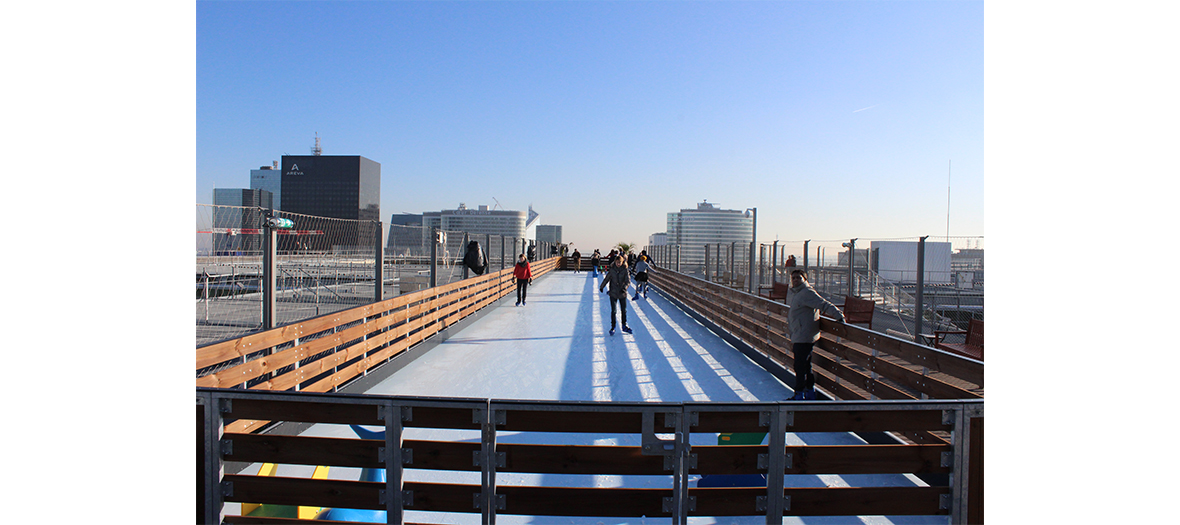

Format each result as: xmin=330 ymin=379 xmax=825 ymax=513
xmin=197 ymin=257 xmax=559 ymax=433
xmin=649 ymin=267 xmax=983 ymax=404
xmin=199 ymin=389 xmax=982 ymax=523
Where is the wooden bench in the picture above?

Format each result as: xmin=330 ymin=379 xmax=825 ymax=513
xmin=841 ymin=295 xmax=876 ymax=329
xmin=758 ymin=281 xmax=789 ymax=302
xmin=934 ymin=318 xmax=984 ymax=361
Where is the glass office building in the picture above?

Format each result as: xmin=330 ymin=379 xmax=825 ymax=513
xmin=280 ymin=155 xmax=381 ymax=251
xmin=666 ymin=201 xmax=753 ymax=271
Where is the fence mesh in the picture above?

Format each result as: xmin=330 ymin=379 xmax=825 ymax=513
xmin=198 ymin=205 xmax=546 ymax=348
xmin=644 ymin=236 xmax=984 ymax=343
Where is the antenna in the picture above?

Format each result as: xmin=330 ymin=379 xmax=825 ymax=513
xmin=946 ymin=160 xmax=951 ymax=242
xmin=311 ymin=132 xmax=322 ymax=156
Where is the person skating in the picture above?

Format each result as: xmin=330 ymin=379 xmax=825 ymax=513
xmin=598 ymin=255 xmax=632 ymax=335
xmin=785 ymin=268 xmax=844 ymax=400
xmin=513 ymin=253 xmax=533 ymax=306
xmin=632 ymin=255 xmax=651 ymax=300
xmin=590 ymin=250 xmax=601 ymax=277
xmin=572 ymin=249 xmax=582 ymax=273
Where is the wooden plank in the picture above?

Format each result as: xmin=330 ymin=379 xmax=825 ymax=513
xmin=500 ymin=409 xmax=644 ymax=433
xmin=790 ymin=409 xmax=951 ymax=434
xmin=831 ymin=320 xmax=983 ymax=387
xmin=817 ymin=336 xmax=978 ymax=400
xmin=787 ymin=486 xmax=949 ymax=516
xmin=692 ymin=444 xmax=951 ymax=476
xmin=223 ymin=399 xmax=384 ymax=428
xmin=225 ymin=434 xmax=380 ymax=468
xmin=222 ymin=474 xmax=383 ymax=511
xmin=496 ymin=486 xmax=670 ymax=517
xmin=500 ymin=444 xmax=666 ymax=475
xmin=689 ymin=486 xmax=948 ymax=516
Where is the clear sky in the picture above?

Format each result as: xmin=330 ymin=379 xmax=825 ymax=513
xmin=196 ymin=1 xmax=983 ymax=252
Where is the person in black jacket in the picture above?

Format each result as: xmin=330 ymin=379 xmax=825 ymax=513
xmin=598 ymin=255 xmax=632 ymax=335
xmin=463 ymin=240 xmax=487 ymax=275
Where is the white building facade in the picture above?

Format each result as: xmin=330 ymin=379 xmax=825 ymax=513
xmin=665 ymin=201 xmax=753 ymax=270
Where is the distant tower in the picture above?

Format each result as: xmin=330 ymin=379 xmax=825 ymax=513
xmin=311 ymin=132 xmax=322 ymax=156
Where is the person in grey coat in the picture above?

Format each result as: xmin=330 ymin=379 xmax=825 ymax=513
xmin=599 ymin=255 xmax=632 ymax=335
xmin=786 ymin=268 xmax=845 ymax=400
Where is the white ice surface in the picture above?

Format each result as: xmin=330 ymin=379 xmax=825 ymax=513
xmin=232 ymin=272 xmax=946 ymax=524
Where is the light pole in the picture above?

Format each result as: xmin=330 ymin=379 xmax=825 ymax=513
xmin=745 ymin=208 xmax=757 ymax=294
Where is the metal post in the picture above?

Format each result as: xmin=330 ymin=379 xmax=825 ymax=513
xmin=500 ymin=235 xmax=505 ymax=271
xmin=430 ymin=228 xmax=438 ymax=289
xmin=803 ymin=240 xmax=809 ymax=272
xmin=263 ymin=223 xmax=277 ymax=330
xmin=915 ymin=235 xmax=928 ymax=342
xmin=764 ymin=407 xmax=789 ymax=522
xmin=704 ymin=244 xmax=711 ymax=281
xmin=676 ymin=244 xmax=680 ymax=273
xmin=847 ymin=238 xmax=857 ymax=298
xmin=462 ymin=233 xmax=470 ymax=280
xmin=374 ymin=220 xmax=383 ymax=303
xmin=758 ymin=244 xmax=764 ymax=292
xmin=771 ymin=240 xmax=778 ymax=284
xmin=383 ymin=402 xmax=405 ymax=524
xmin=747 ymin=207 xmax=756 ymax=294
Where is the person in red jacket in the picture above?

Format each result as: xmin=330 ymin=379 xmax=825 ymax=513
xmin=513 ymin=253 xmax=533 ymax=306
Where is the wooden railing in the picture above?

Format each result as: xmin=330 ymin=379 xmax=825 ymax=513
xmin=649 ymin=267 xmax=984 ymax=408
xmin=196 ymin=256 xmax=559 ymax=433
xmin=198 ymin=389 xmax=983 ymax=523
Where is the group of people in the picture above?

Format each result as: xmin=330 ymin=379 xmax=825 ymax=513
xmin=514 ymin=246 xmax=843 ymax=401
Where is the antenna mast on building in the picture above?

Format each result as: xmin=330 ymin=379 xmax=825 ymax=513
xmin=311 ymin=132 xmax=322 ymax=156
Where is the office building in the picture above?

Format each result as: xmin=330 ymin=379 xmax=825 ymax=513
xmin=536 ymin=225 xmax=562 ymax=245
xmin=386 ymin=213 xmax=425 ymax=255
xmin=648 ymin=232 xmax=668 ymax=246
xmin=212 ymin=188 xmax=273 ymax=255
xmin=422 ymin=204 xmax=530 ymax=239
xmin=249 ymin=161 xmax=281 ymax=210
xmin=280 ymin=154 xmax=381 ymax=251
xmin=665 ymin=201 xmax=753 ymax=269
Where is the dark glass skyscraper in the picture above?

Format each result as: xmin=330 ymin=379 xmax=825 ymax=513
xmin=280 ymin=155 xmax=381 ymax=251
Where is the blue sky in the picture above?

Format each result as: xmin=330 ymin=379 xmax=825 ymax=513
xmin=196 ymin=1 xmax=983 ymax=252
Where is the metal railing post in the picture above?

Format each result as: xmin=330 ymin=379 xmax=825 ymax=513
xmin=430 ymin=228 xmax=438 ymax=289
xmin=704 ymin=244 xmax=710 ymax=281
xmin=383 ymin=402 xmax=405 ymax=524
xmin=374 ymin=220 xmax=383 ymax=303
xmin=263 ymin=223 xmax=277 ymax=330
xmin=915 ymin=236 xmax=928 ymax=342
xmin=462 ymin=233 xmax=470 ymax=280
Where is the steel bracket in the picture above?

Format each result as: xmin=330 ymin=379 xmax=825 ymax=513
xmin=940 ymin=493 xmax=951 ymax=510
xmin=381 ymin=489 xmax=412 ymax=507
xmin=941 ymin=451 xmax=953 ymax=468
xmin=663 ymin=495 xmax=696 ymax=512
xmin=473 ymin=450 xmax=506 ymax=468
xmin=474 ymin=493 xmax=506 ymax=510
xmin=221 ymin=481 xmax=233 ymax=498
xmin=219 ymin=438 xmax=233 ymax=457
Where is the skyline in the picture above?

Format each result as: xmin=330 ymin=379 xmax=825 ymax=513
xmin=196 ymin=1 xmax=984 ymax=253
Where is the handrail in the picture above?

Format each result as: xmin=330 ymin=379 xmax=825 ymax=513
xmin=198 ymin=388 xmax=983 ymax=524
xmin=647 ymin=267 xmax=983 ymax=407
xmin=196 ymin=256 xmax=560 ymax=432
